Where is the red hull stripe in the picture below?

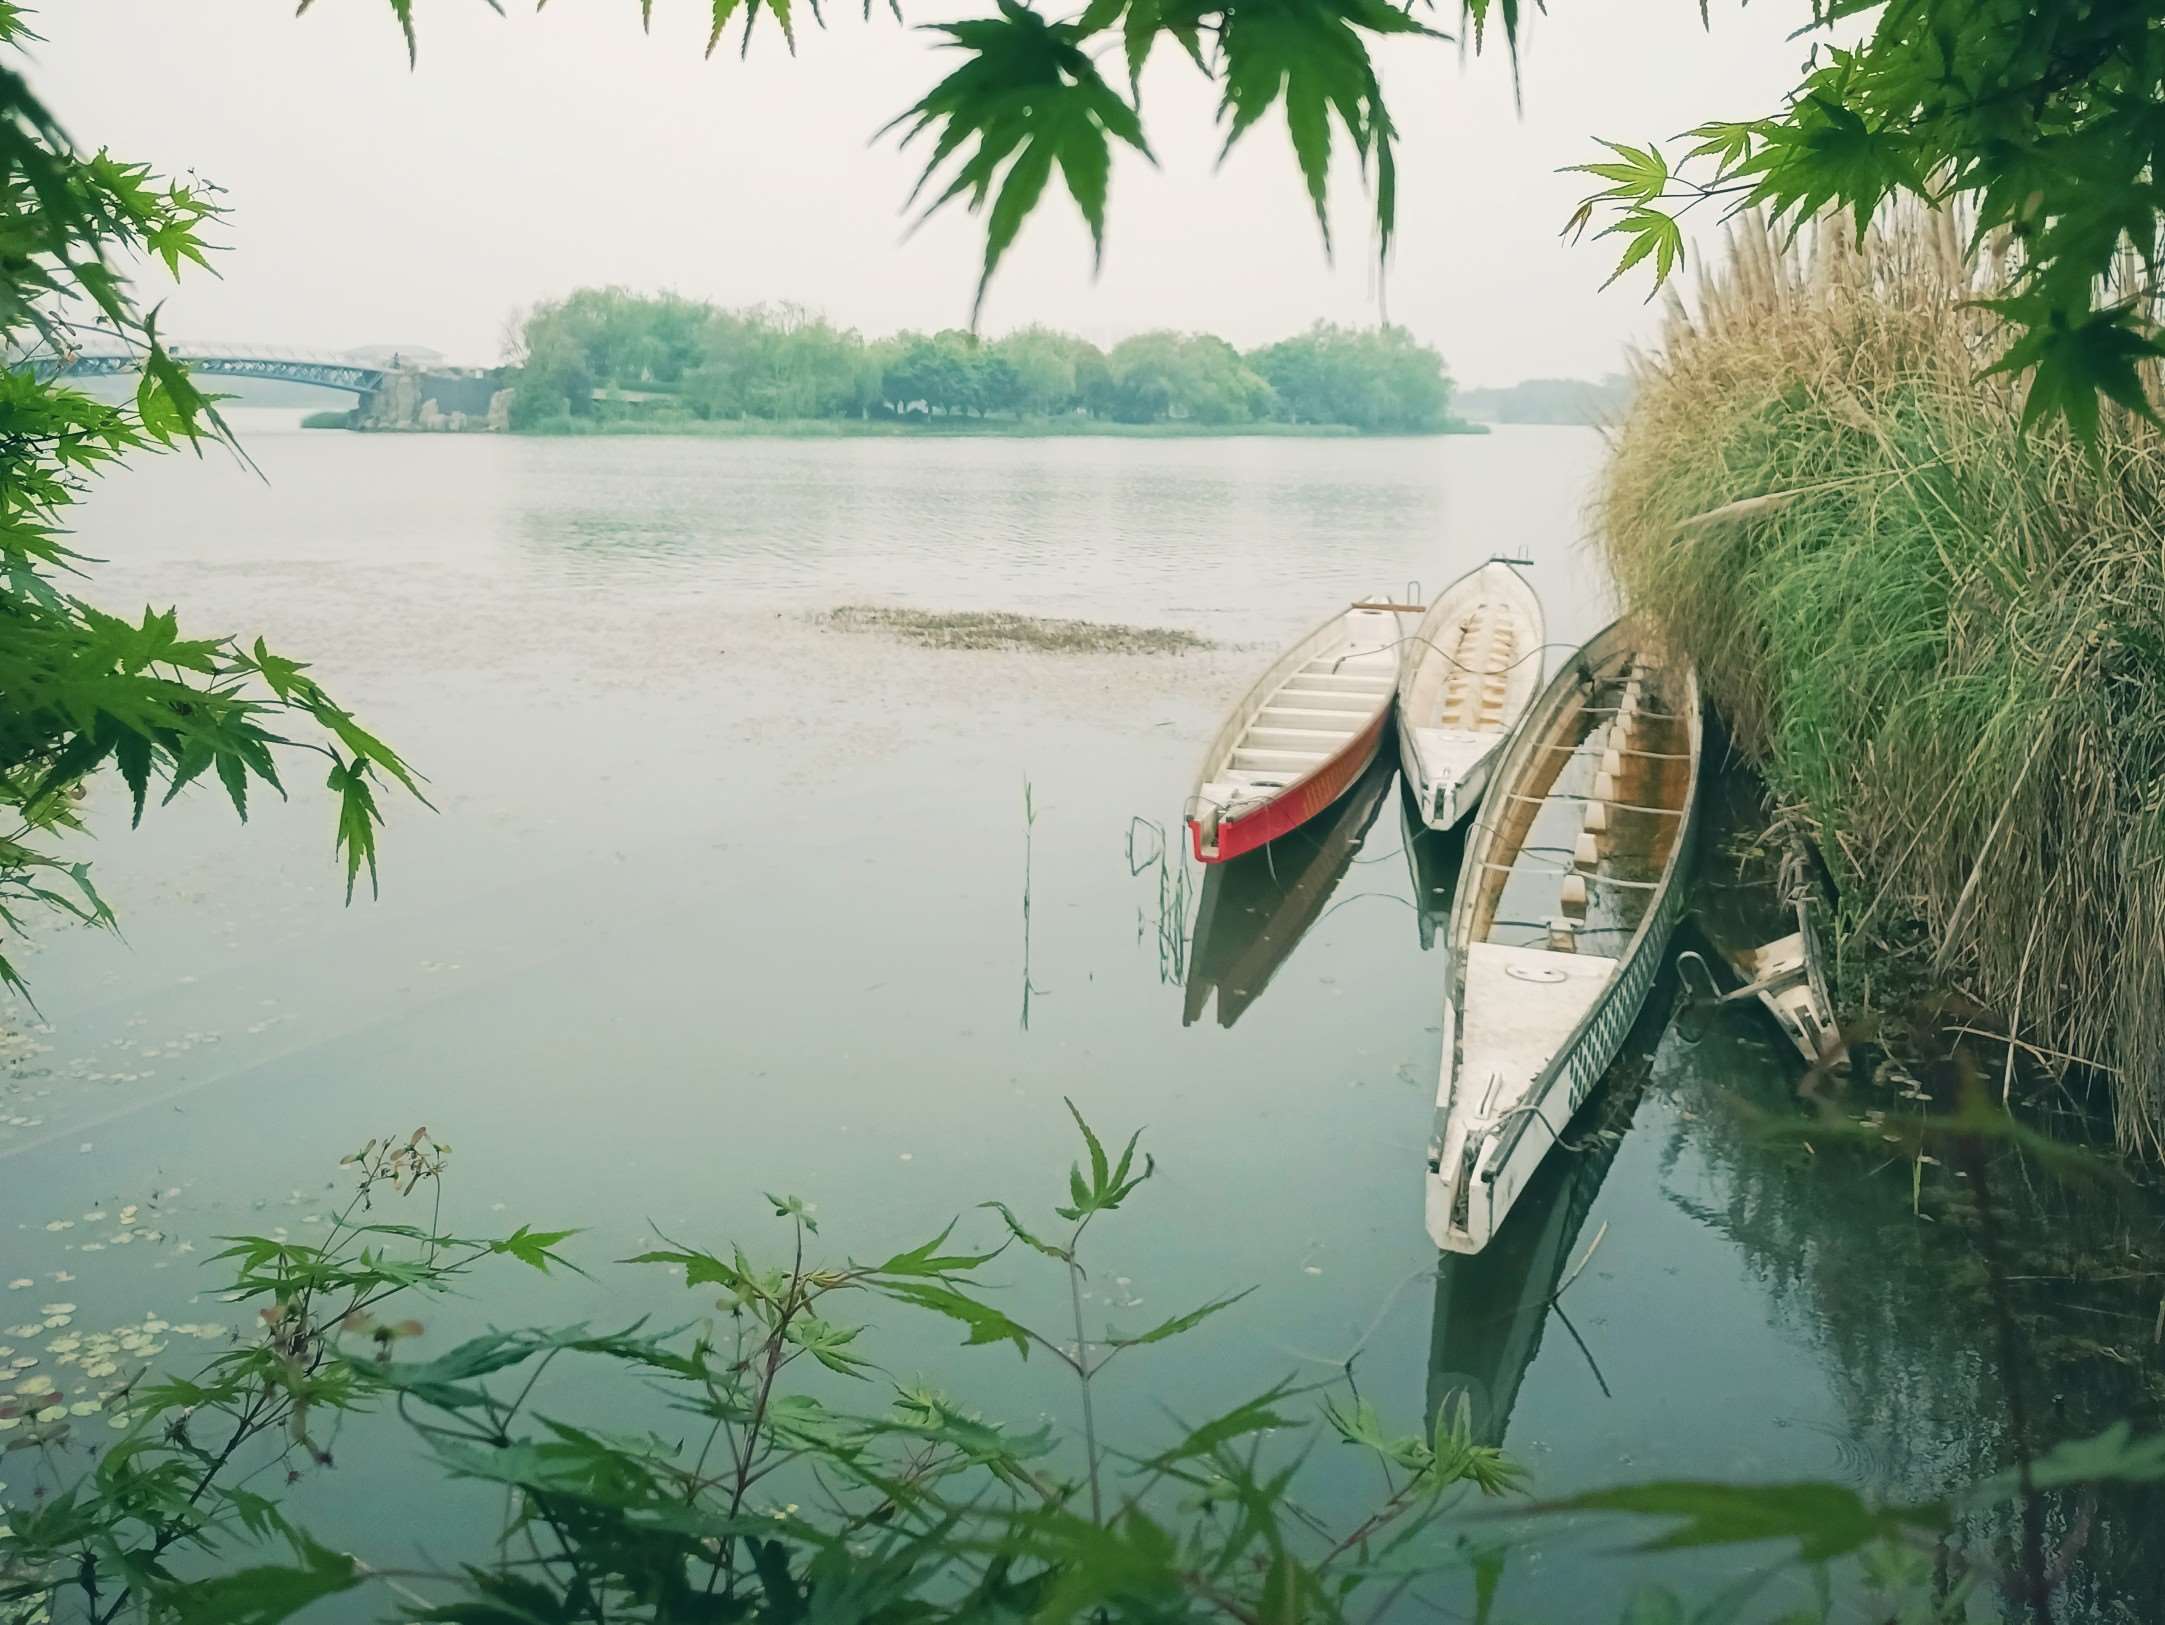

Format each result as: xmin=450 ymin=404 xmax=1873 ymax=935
xmin=1187 ymin=706 xmax=1391 ymax=864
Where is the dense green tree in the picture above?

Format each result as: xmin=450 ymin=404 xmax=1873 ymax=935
xmin=990 ymin=325 xmax=1090 ymax=416
xmin=512 ymin=294 xmax=1452 ymax=431
xmin=1251 ymin=322 xmax=1455 ymax=432
xmin=880 ymin=328 xmax=988 ymax=416
xmin=1085 ymin=332 xmax=1273 ymax=424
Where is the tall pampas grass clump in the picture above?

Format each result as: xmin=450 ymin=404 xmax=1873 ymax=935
xmin=1600 ymin=207 xmax=2165 ymax=1151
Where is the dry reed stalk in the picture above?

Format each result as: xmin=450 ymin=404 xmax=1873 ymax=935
xmin=1600 ymin=205 xmax=2165 ymax=1152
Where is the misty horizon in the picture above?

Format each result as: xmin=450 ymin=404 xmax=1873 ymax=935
xmin=41 ymin=2 xmax=1820 ymax=390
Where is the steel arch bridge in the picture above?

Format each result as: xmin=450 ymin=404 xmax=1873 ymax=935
xmin=19 ymin=339 xmax=392 ymax=397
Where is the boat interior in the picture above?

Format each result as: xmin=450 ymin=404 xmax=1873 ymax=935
xmin=1452 ymin=648 xmax=1696 ymax=1127
xmin=1403 ymin=585 xmax=1536 ymax=771
xmin=1194 ymin=608 xmax=1401 ymax=827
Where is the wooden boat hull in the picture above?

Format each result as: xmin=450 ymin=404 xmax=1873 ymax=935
xmin=1184 ymin=755 xmax=1396 ymax=1026
xmin=1426 ymin=617 xmax=1704 ymax=1255
xmin=1396 ymin=561 xmax=1546 ymax=832
xmin=1186 ymin=606 xmax=1402 ymax=865
xmin=1428 ymin=1051 xmax=1647 ymax=1445
xmin=1186 ymin=711 xmax=1388 ymax=863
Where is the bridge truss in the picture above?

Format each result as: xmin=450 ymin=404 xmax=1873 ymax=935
xmin=19 ymin=341 xmax=390 ymax=397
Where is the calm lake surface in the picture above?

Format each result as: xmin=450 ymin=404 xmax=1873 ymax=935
xmin=3 ymin=417 xmax=2160 ymax=1619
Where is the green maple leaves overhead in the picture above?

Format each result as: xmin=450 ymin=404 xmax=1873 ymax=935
xmin=0 ymin=22 xmax=432 ymax=991
xmin=890 ymin=0 xmax=1431 ymax=317
xmin=359 ymin=0 xmax=1439 ymax=324
xmin=1564 ymin=2 xmax=2165 ymax=443
xmin=889 ymin=0 xmax=1153 ymax=321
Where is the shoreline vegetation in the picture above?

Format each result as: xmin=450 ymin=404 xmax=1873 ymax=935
xmin=504 ymin=290 xmax=1477 ymax=435
xmin=1602 ymin=207 xmax=2165 ymax=1149
xmin=1457 ymin=373 xmax=1632 ymax=426
xmin=500 ymin=413 xmax=1483 ymax=439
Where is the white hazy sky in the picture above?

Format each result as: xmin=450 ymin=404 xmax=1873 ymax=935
xmin=37 ymin=1 xmax=1819 ymax=386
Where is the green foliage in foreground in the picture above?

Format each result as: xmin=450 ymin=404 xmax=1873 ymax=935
xmin=511 ymin=293 xmax=1461 ymax=433
xmin=5 ymin=1104 xmax=2164 ymax=1624
xmin=0 ymin=7 xmax=420 ymax=993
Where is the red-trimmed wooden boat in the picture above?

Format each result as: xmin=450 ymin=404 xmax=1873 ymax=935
xmin=1186 ymin=603 xmax=1406 ymax=865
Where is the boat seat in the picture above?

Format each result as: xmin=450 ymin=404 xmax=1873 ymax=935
xmin=1257 ymin=706 xmax=1360 ymax=731
xmin=1232 ymin=746 xmax=1330 ymax=772
xmin=1198 ymin=776 xmax=1281 ymax=815
xmin=1245 ymin=725 xmax=1353 ymax=750
xmin=1298 ymin=667 xmax=1394 ymax=687
xmin=1274 ymin=687 xmax=1376 ymax=712
xmin=1750 ymin=932 xmax=1806 ymax=980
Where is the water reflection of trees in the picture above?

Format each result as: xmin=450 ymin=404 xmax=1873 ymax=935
xmin=1660 ymin=1015 xmax=2165 ymax=1620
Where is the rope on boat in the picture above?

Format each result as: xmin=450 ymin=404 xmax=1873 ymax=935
xmin=1578 ymin=704 xmax=1690 ymax=722
xmin=1536 ymin=741 xmax=1695 ymax=762
xmin=1506 ymin=791 xmax=1687 ymax=818
xmin=1476 ymin=861 xmax=1664 ymax=891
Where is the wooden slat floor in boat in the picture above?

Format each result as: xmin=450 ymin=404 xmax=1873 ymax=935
xmin=1226 ymin=645 xmax=1393 ymax=778
xmin=1433 ymin=598 xmax=1521 ymax=733
xmin=1477 ymin=660 xmax=1693 ymax=949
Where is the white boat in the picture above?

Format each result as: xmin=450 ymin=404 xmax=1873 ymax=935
xmin=1186 ymin=603 xmax=1406 ymax=865
xmin=1682 ymin=810 xmax=1842 ymax=1067
xmin=1729 ymin=908 xmax=1837 ymax=1064
xmin=1395 ymin=561 xmax=1545 ymax=831
xmin=1427 ymin=617 xmax=1703 ymax=1255
xmin=1686 ymin=897 xmax=1840 ymax=1066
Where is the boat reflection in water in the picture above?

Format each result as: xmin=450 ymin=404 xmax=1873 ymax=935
xmin=1399 ymin=780 xmax=1468 ymax=952
xmin=1425 ymin=986 xmax=1669 ymax=1445
xmin=1182 ymin=756 xmax=1397 ymax=1028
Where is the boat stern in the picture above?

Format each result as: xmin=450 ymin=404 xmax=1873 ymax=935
xmin=1186 ymin=811 xmax=1216 ymax=864
xmin=1425 ymin=1121 xmax=1491 ymax=1254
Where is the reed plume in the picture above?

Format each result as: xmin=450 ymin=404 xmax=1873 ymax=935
xmin=1601 ymin=207 xmax=2165 ymax=1150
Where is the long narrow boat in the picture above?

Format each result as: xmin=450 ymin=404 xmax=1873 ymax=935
xmin=1396 ymin=560 xmax=1545 ymax=831
xmin=1187 ymin=603 xmax=1405 ymax=864
xmin=1426 ymin=617 xmax=1703 ymax=1254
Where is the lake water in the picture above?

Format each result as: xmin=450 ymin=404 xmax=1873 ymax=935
xmin=2 ymin=416 xmax=2161 ymax=1620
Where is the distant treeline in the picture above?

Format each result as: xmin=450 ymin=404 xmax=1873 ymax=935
xmin=1456 ymin=374 xmax=1633 ymax=425
xmin=509 ymin=290 xmax=1467 ymax=434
